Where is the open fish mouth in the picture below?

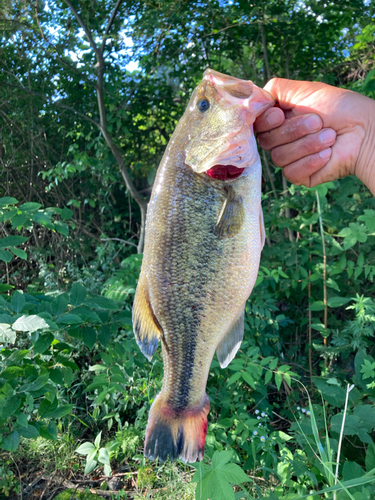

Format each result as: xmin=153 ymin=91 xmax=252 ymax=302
xmin=205 ymin=164 xmax=245 ymax=181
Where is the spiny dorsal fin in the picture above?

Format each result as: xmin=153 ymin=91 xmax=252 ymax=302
xmin=216 ymin=308 xmax=245 ymax=368
xmin=214 ymin=186 xmax=245 ymax=239
xmin=132 ymin=274 xmax=161 ymax=361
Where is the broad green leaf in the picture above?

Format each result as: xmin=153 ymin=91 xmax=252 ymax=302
xmin=211 ymin=475 xmax=236 ymax=500
xmin=11 ymin=214 xmax=28 ymax=228
xmin=32 ymin=212 xmax=54 ymax=229
xmin=98 ymin=447 xmax=110 ymax=465
xmin=0 ymin=323 xmax=16 ymax=343
xmin=70 ymin=283 xmax=87 ymax=306
xmin=84 ymin=297 xmax=118 ymax=310
xmin=1 ymin=431 xmax=20 ymax=452
xmin=278 ymin=365 xmax=291 ymax=373
xmin=38 ymin=397 xmax=55 ymax=418
xmin=98 ymin=326 xmax=112 ymax=347
xmin=39 ymin=421 xmax=58 ymax=441
xmin=49 ymin=367 xmax=64 ymax=385
xmin=103 ymin=464 xmax=112 ymax=477
xmin=46 ymin=404 xmax=74 ymax=419
xmin=76 ymin=442 xmax=96 ymax=455
xmin=0 ymin=249 xmax=13 ymax=262
xmin=53 ymin=220 xmax=69 ymax=236
xmin=212 ymin=450 xmax=233 ymax=469
xmin=61 ymin=207 xmax=73 ymax=220
xmin=327 ymin=297 xmax=352 ymax=308
xmin=18 ymin=424 xmax=39 ymax=439
xmin=84 ymin=456 xmax=97 ymax=475
xmin=264 ymin=370 xmax=273 ymax=384
xmin=242 ymin=371 xmax=256 ymax=389
xmin=0 ymin=236 xmax=28 ymax=248
xmin=51 ymin=294 xmax=68 ymax=316
xmin=220 ymin=463 xmax=251 ymax=484
xmin=269 ymin=358 xmax=278 ymax=370
xmin=227 ymin=372 xmax=242 ymax=385
xmin=94 ymin=431 xmax=102 ymax=449
xmin=308 ymin=301 xmax=326 ymax=311
xmin=11 ymin=291 xmax=25 ymax=313
xmin=275 ymin=372 xmax=282 ymax=390
xmin=342 ymin=460 xmax=365 ymax=481
xmin=20 ymin=202 xmax=42 ymax=211
xmin=366 ymin=443 xmax=375 ymax=472
xmin=21 ymin=372 xmax=49 ymax=392
xmin=0 ymin=196 xmax=17 ymax=206
xmin=1 ymin=396 xmax=21 ymax=418
xmin=33 ymin=333 xmax=54 ymax=354
xmin=16 ymin=414 xmax=28 ymax=427
xmin=10 ymin=247 xmax=27 ymax=259
xmin=13 ymin=314 xmax=49 ymax=332
xmin=1 ymin=365 xmax=23 ymax=379
xmin=56 ymin=314 xmax=83 ymax=325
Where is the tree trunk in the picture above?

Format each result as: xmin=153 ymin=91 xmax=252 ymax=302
xmin=64 ymin=0 xmax=148 ymax=253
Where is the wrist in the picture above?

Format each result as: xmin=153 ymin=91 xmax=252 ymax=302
xmin=355 ymin=95 xmax=375 ymax=196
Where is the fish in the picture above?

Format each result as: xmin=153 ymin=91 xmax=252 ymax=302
xmin=132 ymin=69 xmax=274 ymax=463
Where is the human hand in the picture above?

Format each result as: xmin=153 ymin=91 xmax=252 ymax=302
xmin=254 ymin=78 xmax=375 ymax=195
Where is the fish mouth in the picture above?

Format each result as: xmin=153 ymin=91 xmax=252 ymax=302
xmin=205 ymin=164 xmax=245 ymax=181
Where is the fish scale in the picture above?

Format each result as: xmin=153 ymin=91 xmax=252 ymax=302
xmin=132 ymin=69 xmax=274 ymax=462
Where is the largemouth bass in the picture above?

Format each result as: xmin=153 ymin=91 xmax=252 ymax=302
xmin=132 ymin=69 xmax=274 ymax=463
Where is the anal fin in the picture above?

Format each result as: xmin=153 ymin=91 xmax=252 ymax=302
xmin=214 ymin=186 xmax=245 ymax=239
xmin=132 ymin=273 xmax=162 ymax=361
xmin=216 ymin=309 xmax=244 ymax=368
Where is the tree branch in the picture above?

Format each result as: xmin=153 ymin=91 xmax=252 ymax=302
xmin=63 ymin=0 xmax=101 ymax=60
xmin=101 ymin=0 xmax=124 ymax=56
xmin=101 ymin=237 xmax=137 ymax=249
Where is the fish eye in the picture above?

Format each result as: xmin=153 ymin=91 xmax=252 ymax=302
xmin=197 ymin=98 xmax=210 ymax=112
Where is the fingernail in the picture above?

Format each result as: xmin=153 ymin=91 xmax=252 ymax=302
xmin=266 ymin=110 xmax=282 ymax=127
xmin=319 ymin=148 xmax=332 ymax=159
xmin=319 ymin=129 xmax=336 ymax=144
xmin=305 ymin=115 xmax=321 ymax=131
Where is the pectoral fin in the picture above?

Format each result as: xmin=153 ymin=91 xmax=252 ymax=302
xmin=214 ymin=187 xmax=245 ymax=239
xmin=132 ymin=274 xmax=162 ymax=361
xmin=259 ymin=204 xmax=265 ymax=249
xmin=216 ymin=309 xmax=245 ymax=368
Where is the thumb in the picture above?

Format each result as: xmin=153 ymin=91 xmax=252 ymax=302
xmin=264 ymin=78 xmax=331 ymax=113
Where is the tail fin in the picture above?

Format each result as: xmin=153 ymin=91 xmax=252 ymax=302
xmin=144 ymin=393 xmax=210 ymax=463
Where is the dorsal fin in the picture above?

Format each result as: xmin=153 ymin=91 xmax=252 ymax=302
xmin=216 ymin=308 xmax=245 ymax=368
xmin=132 ymin=274 xmax=161 ymax=361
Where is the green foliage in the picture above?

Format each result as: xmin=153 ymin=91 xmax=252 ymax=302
xmin=0 ymin=464 xmax=20 ymax=497
xmin=0 ymin=1 xmax=374 ymax=498
xmin=192 ymin=450 xmax=251 ymax=500
xmin=0 ymin=197 xmax=72 ymax=266
xmin=0 ymin=283 xmax=128 ymax=453
xmin=76 ymin=431 xmax=112 ymax=476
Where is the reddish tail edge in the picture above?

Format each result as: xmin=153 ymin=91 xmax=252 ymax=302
xmin=144 ymin=393 xmax=210 ymax=463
